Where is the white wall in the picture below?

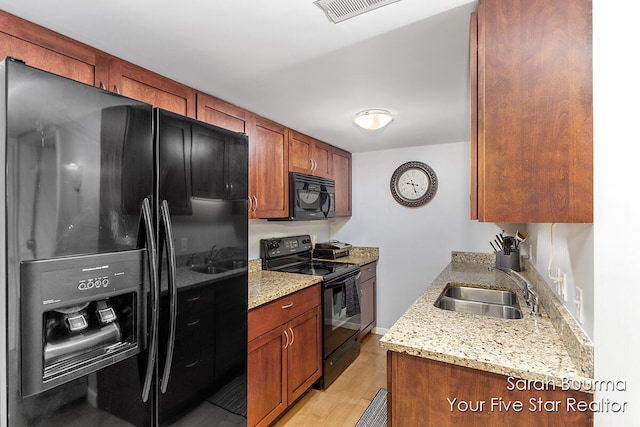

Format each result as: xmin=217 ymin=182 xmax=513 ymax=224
xmin=593 ymin=1 xmax=640 ymax=425
xmin=528 ymin=223 xmax=594 ymax=338
xmin=330 ymin=141 xmax=508 ymax=329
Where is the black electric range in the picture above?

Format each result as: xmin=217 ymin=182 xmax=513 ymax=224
xmin=260 ymin=235 xmax=361 ymax=389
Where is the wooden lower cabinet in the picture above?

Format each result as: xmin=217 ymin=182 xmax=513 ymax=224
xmin=359 ymin=261 xmax=377 ymax=341
xmin=388 ymin=352 xmax=593 ymax=426
xmin=248 ymin=285 xmax=322 ymax=427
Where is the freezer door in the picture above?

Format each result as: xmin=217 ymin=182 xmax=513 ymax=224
xmin=3 ymin=59 xmax=155 ymax=426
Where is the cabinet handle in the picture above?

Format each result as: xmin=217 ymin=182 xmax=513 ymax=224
xmin=283 ymin=329 xmax=290 ymax=349
xmin=185 ymin=359 xmax=199 ymax=368
xmin=248 ymin=196 xmax=252 ymax=212
xmin=289 ymin=327 xmax=295 ymax=346
xmin=252 ymin=196 xmax=259 ymax=212
xmin=99 ymin=81 xmax=106 ymax=90
xmin=186 ymin=319 xmax=200 ymax=327
xmin=281 ymin=302 xmax=294 ymax=309
xmin=114 ymin=84 xmax=120 ymax=94
xmin=186 ymin=295 xmax=201 ymax=302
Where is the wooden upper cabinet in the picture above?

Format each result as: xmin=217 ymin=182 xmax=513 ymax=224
xmin=248 ymin=116 xmax=289 ymax=218
xmin=331 ymin=146 xmax=352 ymax=217
xmin=0 ymin=10 xmax=104 ymax=86
xmin=472 ymin=0 xmax=593 ymax=223
xmin=196 ymin=92 xmax=249 ymax=133
xmin=108 ymin=57 xmax=196 ymax=118
xmin=288 ymin=130 xmax=331 ymax=178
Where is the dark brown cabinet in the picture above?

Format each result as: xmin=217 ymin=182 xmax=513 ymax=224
xmin=288 ymin=130 xmax=332 ymax=178
xmin=0 ymin=10 xmax=104 ymax=86
xmin=471 ymin=0 xmax=593 ymax=223
xmin=108 ymin=58 xmax=196 ymax=118
xmin=331 ymin=146 xmax=352 ymax=217
xmin=359 ymin=261 xmax=377 ymax=341
xmin=196 ymin=93 xmax=250 ymax=134
xmin=388 ymin=352 xmax=593 ymax=426
xmin=248 ymin=284 xmax=322 ymax=427
xmin=247 ymin=116 xmax=290 ymax=218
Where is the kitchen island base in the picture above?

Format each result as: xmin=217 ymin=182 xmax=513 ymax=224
xmin=387 ymin=351 xmax=593 ymax=426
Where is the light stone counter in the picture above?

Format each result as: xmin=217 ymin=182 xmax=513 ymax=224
xmin=315 ymin=246 xmax=379 ymax=266
xmin=380 ymin=252 xmax=594 ymax=393
xmin=248 ymin=267 xmax=322 ymax=310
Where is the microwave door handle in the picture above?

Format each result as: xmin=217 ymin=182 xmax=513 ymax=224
xmin=322 ymin=189 xmax=331 ymax=217
xmin=160 ymin=200 xmax=178 ymax=393
xmin=140 ymin=198 xmax=159 ymax=403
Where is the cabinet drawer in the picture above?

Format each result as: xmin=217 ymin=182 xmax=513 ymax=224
xmin=248 ymin=284 xmax=320 ymax=342
xmin=360 ymin=261 xmax=377 ymax=283
xmin=178 ymin=285 xmax=215 ymax=316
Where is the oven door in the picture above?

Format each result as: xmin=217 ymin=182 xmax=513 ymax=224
xmin=323 ymin=272 xmax=361 ymax=357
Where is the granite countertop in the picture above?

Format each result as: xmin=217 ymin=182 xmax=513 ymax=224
xmin=248 ymin=268 xmax=322 ymax=310
xmin=247 ymin=246 xmax=379 ymax=310
xmin=380 ymin=252 xmax=594 ymax=392
xmin=315 ymin=246 xmax=379 ymax=266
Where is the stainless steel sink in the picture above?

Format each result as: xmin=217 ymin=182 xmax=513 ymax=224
xmin=434 ymin=284 xmax=523 ymax=319
xmin=443 ymin=285 xmax=519 ymax=306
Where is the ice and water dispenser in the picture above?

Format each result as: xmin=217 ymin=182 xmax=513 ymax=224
xmin=20 ymin=250 xmax=147 ymax=396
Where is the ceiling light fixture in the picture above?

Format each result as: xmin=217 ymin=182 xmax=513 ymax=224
xmin=353 ymin=109 xmax=394 ymax=131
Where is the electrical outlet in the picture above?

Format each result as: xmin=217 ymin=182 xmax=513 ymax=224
xmin=180 ymin=237 xmax=188 ymax=252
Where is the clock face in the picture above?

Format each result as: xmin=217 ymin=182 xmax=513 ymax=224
xmin=390 ymin=161 xmax=438 ymax=207
xmin=397 ymin=169 xmax=430 ymax=200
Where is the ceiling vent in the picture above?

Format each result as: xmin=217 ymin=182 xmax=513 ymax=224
xmin=314 ymin=0 xmax=403 ymax=24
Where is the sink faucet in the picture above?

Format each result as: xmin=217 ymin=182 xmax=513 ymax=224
xmin=488 ymin=266 xmax=541 ymax=316
xmin=204 ymin=245 xmax=219 ymax=264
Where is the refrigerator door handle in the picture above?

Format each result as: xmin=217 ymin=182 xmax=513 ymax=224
xmin=141 ymin=198 xmax=159 ymax=403
xmin=160 ymin=200 xmax=178 ymax=393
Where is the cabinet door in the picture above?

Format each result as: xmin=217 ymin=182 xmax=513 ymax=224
xmin=196 ymin=93 xmax=249 ymax=134
xmin=191 ymin=123 xmax=228 ymax=199
xmin=248 ymin=326 xmax=288 ymax=427
xmin=0 ymin=11 xmax=101 ymax=86
xmin=109 ymin=58 xmax=196 ymax=118
xmin=287 ymin=306 xmax=322 ymax=404
xmin=249 ymin=116 xmax=289 ymax=218
xmin=312 ymin=140 xmax=332 ymax=178
xmin=288 ymin=131 xmax=331 ymax=178
xmin=360 ymin=278 xmax=375 ymax=338
xmin=158 ymin=112 xmax=192 ymax=215
xmin=331 ymin=147 xmax=352 ymax=216
xmin=474 ymin=0 xmax=592 ymax=223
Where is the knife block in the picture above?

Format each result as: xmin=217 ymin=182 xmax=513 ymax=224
xmin=495 ymin=250 xmax=521 ymax=272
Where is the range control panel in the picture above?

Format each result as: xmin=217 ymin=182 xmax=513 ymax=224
xmin=260 ymin=235 xmax=313 ymax=259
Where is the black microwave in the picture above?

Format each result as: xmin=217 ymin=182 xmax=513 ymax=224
xmin=288 ymin=172 xmax=335 ymax=220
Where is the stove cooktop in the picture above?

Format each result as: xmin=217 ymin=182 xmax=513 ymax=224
xmin=260 ymin=235 xmax=360 ymax=282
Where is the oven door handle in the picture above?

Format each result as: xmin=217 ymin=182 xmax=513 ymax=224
xmin=140 ymin=198 xmax=158 ymax=403
xmin=324 ymin=271 xmax=361 ymax=289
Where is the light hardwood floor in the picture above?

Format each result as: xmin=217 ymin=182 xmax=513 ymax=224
xmin=274 ymin=333 xmax=387 ymax=427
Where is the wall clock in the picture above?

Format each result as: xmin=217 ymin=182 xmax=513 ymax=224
xmin=389 ymin=161 xmax=438 ymax=207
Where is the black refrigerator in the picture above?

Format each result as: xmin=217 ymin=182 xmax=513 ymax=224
xmin=1 ymin=58 xmax=248 ymax=426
